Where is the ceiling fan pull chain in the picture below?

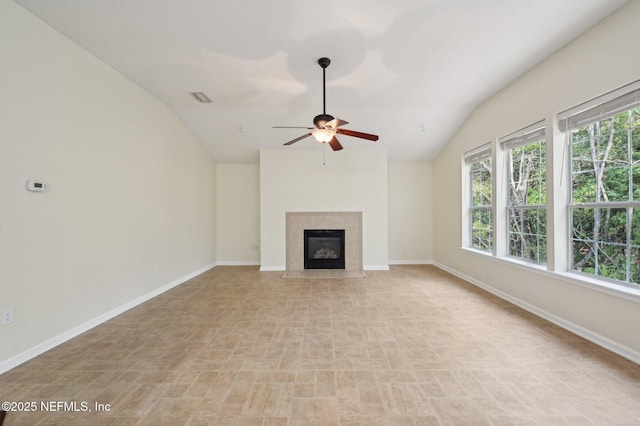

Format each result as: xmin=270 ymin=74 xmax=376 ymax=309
xmin=322 ymin=142 xmax=332 ymax=166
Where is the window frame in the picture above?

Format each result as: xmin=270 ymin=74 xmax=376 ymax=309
xmin=464 ymin=144 xmax=493 ymax=253
xmin=500 ymin=121 xmax=547 ymax=264
xmin=566 ymin=107 xmax=640 ymax=289
xmin=459 ymin=79 xmax=640 ymax=296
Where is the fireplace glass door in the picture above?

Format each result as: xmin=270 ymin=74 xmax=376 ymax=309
xmin=304 ymin=229 xmax=345 ymax=269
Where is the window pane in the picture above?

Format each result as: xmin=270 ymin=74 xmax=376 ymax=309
xmin=599 ymin=243 xmax=627 ymax=282
xmin=571 ymin=111 xmax=639 ymax=204
xmin=471 ymin=160 xmax=491 ymax=207
xmin=632 ymin=124 xmax=640 ymax=162
xmin=539 ymin=235 xmax=548 ymax=263
xmin=507 ymin=137 xmax=546 ymax=263
xmin=572 ymin=207 xmax=594 ymax=242
xmin=633 ymin=165 xmax=640 ymax=201
xmin=509 ymin=207 xmax=546 ymax=263
xmin=631 ymin=247 xmax=640 ymax=284
xmin=573 ymin=238 xmax=596 ymax=275
xmin=571 ymin=131 xmax=596 ymax=204
xmin=469 ymin=154 xmax=492 ymax=252
xmin=471 ymin=208 xmax=492 ymax=251
xmin=572 ymin=207 xmax=597 ymax=275
xmin=597 ymin=208 xmax=627 ymax=244
xmin=509 ymin=232 xmax=522 ymax=258
xmin=602 ymin=166 xmax=629 ymax=202
xmin=571 ymin=207 xmax=639 ymax=286
xmin=633 ymin=208 xmax=640 ymax=246
xmin=570 ymin=106 xmax=640 ymax=288
xmin=509 ymin=142 xmax=546 ymax=206
xmin=632 ymin=210 xmax=640 ymax=284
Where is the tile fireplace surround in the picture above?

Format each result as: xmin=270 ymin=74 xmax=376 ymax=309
xmin=284 ymin=211 xmax=366 ymax=278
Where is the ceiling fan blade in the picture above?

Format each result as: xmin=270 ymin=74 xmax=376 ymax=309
xmin=273 ymin=126 xmax=315 ymax=129
xmin=283 ymin=133 xmax=312 ymax=146
xmin=328 ymin=136 xmax=343 ymax=151
xmin=336 ymin=128 xmax=379 ymax=141
xmin=325 ymin=118 xmax=349 ymax=129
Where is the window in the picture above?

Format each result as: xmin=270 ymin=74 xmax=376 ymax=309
xmin=500 ymin=122 xmax=547 ymax=263
xmin=460 ymin=80 xmax=640 ymax=294
xmin=561 ymin=84 xmax=640 ymax=287
xmin=465 ymin=145 xmax=493 ymax=252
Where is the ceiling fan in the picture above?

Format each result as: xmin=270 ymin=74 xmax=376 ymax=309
xmin=273 ymin=57 xmax=379 ymax=151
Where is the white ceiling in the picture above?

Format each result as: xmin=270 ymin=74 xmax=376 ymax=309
xmin=14 ymin=0 xmax=628 ymax=163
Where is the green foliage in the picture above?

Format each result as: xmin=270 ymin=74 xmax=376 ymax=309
xmin=509 ymin=207 xmax=546 ymax=263
xmin=465 ymin=106 xmax=640 ymax=286
xmin=508 ymin=139 xmax=546 ymax=262
xmin=472 ymin=208 xmax=492 ymax=251
xmin=471 ymin=160 xmax=492 ymax=207
xmin=509 ymin=141 xmax=546 ymax=205
xmin=571 ymin=108 xmax=640 ymax=286
xmin=471 ymin=158 xmax=492 ymax=251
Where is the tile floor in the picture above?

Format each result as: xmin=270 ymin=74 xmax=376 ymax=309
xmin=1 ymin=265 xmax=639 ymax=425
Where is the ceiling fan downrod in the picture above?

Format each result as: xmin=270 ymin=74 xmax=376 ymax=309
xmin=313 ymin=57 xmax=334 ymax=129
xmin=318 ymin=57 xmax=330 ymax=115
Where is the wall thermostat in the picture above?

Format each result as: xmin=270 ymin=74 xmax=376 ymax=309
xmin=26 ymin=179 xmax=48 ymax=192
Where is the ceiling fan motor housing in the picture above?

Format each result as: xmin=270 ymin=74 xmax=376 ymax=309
xmin=313 ymin=113 xmax=334 ymax=128
xmin=318 ymin=57 xmax=330 ymax=68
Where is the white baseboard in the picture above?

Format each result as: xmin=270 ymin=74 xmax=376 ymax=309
xmin=364 ymin=265 xmax=390 ymax=271
xmin=0 ymin=263 xmax=216 ymax=375
xmin=261 ymin=265 xmax=394 ymax=271
xmin=259 ymin=265 xmax=286 ymax=271
xmin=216 ymin=261 xmax=260 ymax=266
xmin=433 ymin=261 xmax=640 ymax=365
xmin=388 ymin=260 xmax=433 ymax=265
xmin=260 ymin=265 xmax=391 ymax=272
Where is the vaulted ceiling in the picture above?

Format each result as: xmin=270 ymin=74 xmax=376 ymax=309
xmin=14 ymin=0 xmax=628 ymax=163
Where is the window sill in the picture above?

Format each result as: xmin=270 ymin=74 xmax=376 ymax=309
xmin=460 ymin=247 xmax=640 ymax=303
xmin=553 ymin=271 xmax=640 ymax=303
xmin=460 ymin=247 xmax=493 ymax=257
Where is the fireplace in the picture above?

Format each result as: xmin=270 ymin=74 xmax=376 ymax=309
xmin=304 ymin=229 xmax=345 ymax=269
xmin=284 ymin=212 xmax=363 ymax=276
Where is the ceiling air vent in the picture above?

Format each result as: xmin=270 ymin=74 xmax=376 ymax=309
xmin=190 ymin=92 xmax=212 ymax=103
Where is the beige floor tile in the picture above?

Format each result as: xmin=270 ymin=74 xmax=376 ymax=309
xmin=1 ymin=265 xmax=639 ymax=425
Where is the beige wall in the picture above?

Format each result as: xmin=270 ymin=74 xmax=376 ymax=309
xmin=388 ymin=162 xmax=433 ymax=263
xmin=215 ymin=160 xmax=434 ymax=269
xmin=216 ymin=164 xmax=260 ymax=264
xmin=433 ymin=1 xmax=640 ymax=361
xmin=0 ymin=1 xmax=217 ymax=369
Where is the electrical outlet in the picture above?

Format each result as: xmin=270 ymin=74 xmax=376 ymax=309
xmin=3 ymin=309 xmax=13 ymax=325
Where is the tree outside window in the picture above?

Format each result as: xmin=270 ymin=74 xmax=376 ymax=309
xmin=469 ymin=153 xmax=492 ymax=252
xmin=570 ymin=107 xmax=640 ymax=287
xmin=507 ymin=138 xmax=546 ymax=263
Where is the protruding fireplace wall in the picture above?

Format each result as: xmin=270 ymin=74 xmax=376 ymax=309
xmin=259 ymin=149 xmax=389 ymax=270
xmin=286 ymin=212 xmax=362 ymax=272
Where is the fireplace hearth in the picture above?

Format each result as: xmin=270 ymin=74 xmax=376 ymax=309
xmin=304 ymin=229 xmax=345 ymax=269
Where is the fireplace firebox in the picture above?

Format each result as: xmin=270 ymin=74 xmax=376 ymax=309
xmin=304 ymin=229 xmax=345 ymax=269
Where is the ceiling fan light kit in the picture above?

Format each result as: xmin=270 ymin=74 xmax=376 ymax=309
xmin=312 ymin=128 xmax=335 ymax=143
xmin=273 ymin=57 xmax=379 ymax=151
